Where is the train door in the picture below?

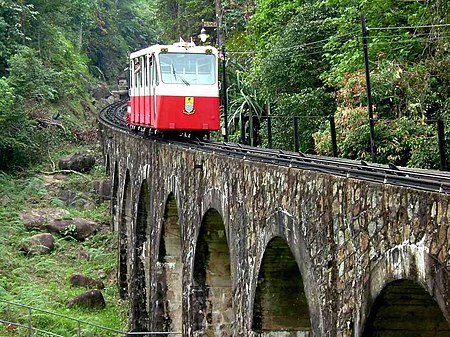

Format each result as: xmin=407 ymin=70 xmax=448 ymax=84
xmin=150 ymin=54 xmax=158 ymax=127
xmin=144 ymin=54 xmax=150 ymax=125
xmin=138 ymin=56 xmax=144 ymax=125
xmin=131 ymin=57 xmax=141 ymax=124
xmin=131 ymin=58 xmax=138 ymax=124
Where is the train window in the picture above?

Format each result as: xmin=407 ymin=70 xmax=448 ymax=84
xmin=140 ymin=57 xmax=144 ymax=88
xmin=152 ymin=55 xmax=159 ymax=86
xmin=159 ymin=53 xmax=216 ymax=85
xmin=133 ymin=58 xmax=142 ymax=89
xmin=145 ymin=56 xmax=149 ymax=87
xmin=130 ymin=60 xmax=134 ymax=89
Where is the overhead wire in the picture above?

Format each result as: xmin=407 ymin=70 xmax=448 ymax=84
xmin=223 ymin=22 xmax=450 ymax=61
xmin=368 ymin=23 xmax=450 ymax=31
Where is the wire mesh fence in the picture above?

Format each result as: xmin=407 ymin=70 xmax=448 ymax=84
xmin=0 ymin=299 xmax=181 ymax=337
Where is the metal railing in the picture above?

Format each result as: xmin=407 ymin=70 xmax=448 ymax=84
xmin=0 ymin=299 xmax=181 ymax=337
xmin=238 ymin=113 xmax=449 ymax=171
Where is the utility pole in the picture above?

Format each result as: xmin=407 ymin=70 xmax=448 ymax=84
xmin=202 ymin=0 xmax=227 ymax=141
xmin=215 ymin=0 xmax=227 ymax=141
xmin=361 ymin=14 xmax=377 ymax=162
xmin=222 ymin=45 xmax=228 ymax=141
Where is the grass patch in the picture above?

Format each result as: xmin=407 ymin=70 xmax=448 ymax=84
xmin=0 ymin=162 xmax=128 ymax=336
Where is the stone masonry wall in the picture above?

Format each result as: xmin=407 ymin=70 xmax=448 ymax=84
xmin=101 ymin=126 xmax=450 ymax=337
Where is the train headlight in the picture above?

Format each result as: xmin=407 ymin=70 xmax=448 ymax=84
xmin=199 ymin=28 xmax=209 ymax=43
xmin=160 ymin=47 xmax=168 ymax=53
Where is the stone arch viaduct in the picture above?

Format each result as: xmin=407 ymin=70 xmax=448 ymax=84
xmin=101 ymin=126 xmax=450 ymax=337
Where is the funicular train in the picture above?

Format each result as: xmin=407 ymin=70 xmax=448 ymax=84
xmin=127 ymin=40 xmax=220 ymax=138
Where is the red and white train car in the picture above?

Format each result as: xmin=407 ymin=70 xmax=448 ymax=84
xmin=127 ymin=40 xmax=220 ymax=137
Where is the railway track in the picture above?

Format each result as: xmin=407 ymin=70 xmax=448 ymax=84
xmin=99 ymin=101 xmax=450 ymax=194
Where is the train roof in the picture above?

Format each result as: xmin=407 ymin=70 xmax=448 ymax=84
xmin=130 ymin=40 xmax=218 ymax=59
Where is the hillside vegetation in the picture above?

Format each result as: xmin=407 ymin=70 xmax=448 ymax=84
xmin=0 ymin=145 xmax=128 ymax=336
xmin=221 ymin=0 xmax=450 ymax=168
xmin=1 ymin=0 xmax=449 ymax=171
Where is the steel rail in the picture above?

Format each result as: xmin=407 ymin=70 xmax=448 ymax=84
xmin=98 ymin=102 xmax=450 ymax=195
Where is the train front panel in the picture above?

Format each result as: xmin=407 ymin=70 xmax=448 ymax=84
xmin=153 ymin=47 xmax=220 ymax=131
xmin=128 ymin=43 xmax=220 ymax=132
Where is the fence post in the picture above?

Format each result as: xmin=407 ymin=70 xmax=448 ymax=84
xmin=438 ymin=119 xmax=448 ymax=171
xmin=267 ymin=116 xmax=273 ymax=149
xmin=249 ymin=112 xmax=254 ymax=147
xmin=27 ymin=308 xmax=33 ymax=337
xmin=240 ymin=112 xmax=245 ymax=144
xmin=329 ymin=114 xmax=338 ymax=157
xmin=294 ymin=116 xmax=300 ymax=152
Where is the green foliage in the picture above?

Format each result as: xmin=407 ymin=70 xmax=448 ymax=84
xmin=61 ymin=223 xmax=78 ymax=238
xmin=0 ymin=77 xmax=37 ymax=170
xmin=8 ymin=47 xmax=58 ymax=101
xmin=231 ymin=0 xmax=337 ymax=152
xmin=156 ymin=0 xmax=215 ymax=43
xmin=248 ymin=0 xmax=303 ymax=49
xmin=322 ymin=0 xmax=429 ymax=86
xmin=0 ymin=0 xmax=161 ymax=171
xmin=313 ymin=108 xmax=441 ymax=168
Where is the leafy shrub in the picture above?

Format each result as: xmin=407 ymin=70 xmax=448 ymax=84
xmin=0 ymin=76 xmax=67 ymax=171
xmin=8 ymin=46 xmax=59 ymax=102
xmin=0 ymin=78 xmax=34 ymax=170
xmin=313 ymin=107 xmax=441 ymax=168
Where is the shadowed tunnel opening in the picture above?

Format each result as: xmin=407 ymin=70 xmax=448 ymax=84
xmin=362 ymin=279 xmax=450 ymax=336
xmin=252 ymin=236 xmax=311 ymax=335
xmin=119 ymin=171 xmax=131 ymax=299
xmin=130 ymin=180 xmax=150 ymax=331
xmin=193 ymin=208 xmax=233 ymax=336
xmin=155 ymin=194 xmax=182 ymax=333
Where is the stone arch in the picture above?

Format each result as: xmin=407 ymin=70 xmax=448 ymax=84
xmin=198 ymin=187 xmax=234 ymax=280
xmin=356 ymin=243 xmax=450 ymax=337
xmin=362 ymin=279 xmax=450 ymax=336
xmin=192 ymin=208 xmax=233 ymax=337
xmin=119 ymin=169 xmax=132 ymax=299
xmin=199 ymin=187 xmax=229 ymax=233
xmin=252 ymin=236 xmax=311 ymax=334
xmin=154 ymin=193 xmax=183 ymax=333
xmin=130 ymin=179 xmax=150 ymax=331
xmin=249 ymin=209 xmax=319 ymax=335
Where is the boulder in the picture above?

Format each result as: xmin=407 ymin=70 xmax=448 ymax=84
xmin=20 ymin=233 xmax=55 ymax=255
xmin=20 ymin=208 xmax=67 ymax=230
xmin=67 ymin=289 xmax=106 ymax=309
xmin=94 ymin=179 xmax=112 ymax=200
xmin=58 ymin=153 xmax=95 ymax=172
xmin=58 ymin=190 xmax=95 ymax=209
xmin=48 ymin=218 xmax=97 ymax=240
xmin=70 ymin=274 xmax=105 ymax=289
xmin=92 ymin=84 xmax=111 ymax=100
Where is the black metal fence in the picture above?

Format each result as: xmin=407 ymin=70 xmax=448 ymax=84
xmin=237 ymin=113 xmax=448 ymax=171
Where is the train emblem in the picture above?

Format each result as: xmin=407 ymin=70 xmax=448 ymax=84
xmin=184 ymin=97 xmax=195 ymax=115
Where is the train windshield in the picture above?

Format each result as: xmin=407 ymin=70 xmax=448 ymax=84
xmin=159 ymin=53 xmax=216 ymax=85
